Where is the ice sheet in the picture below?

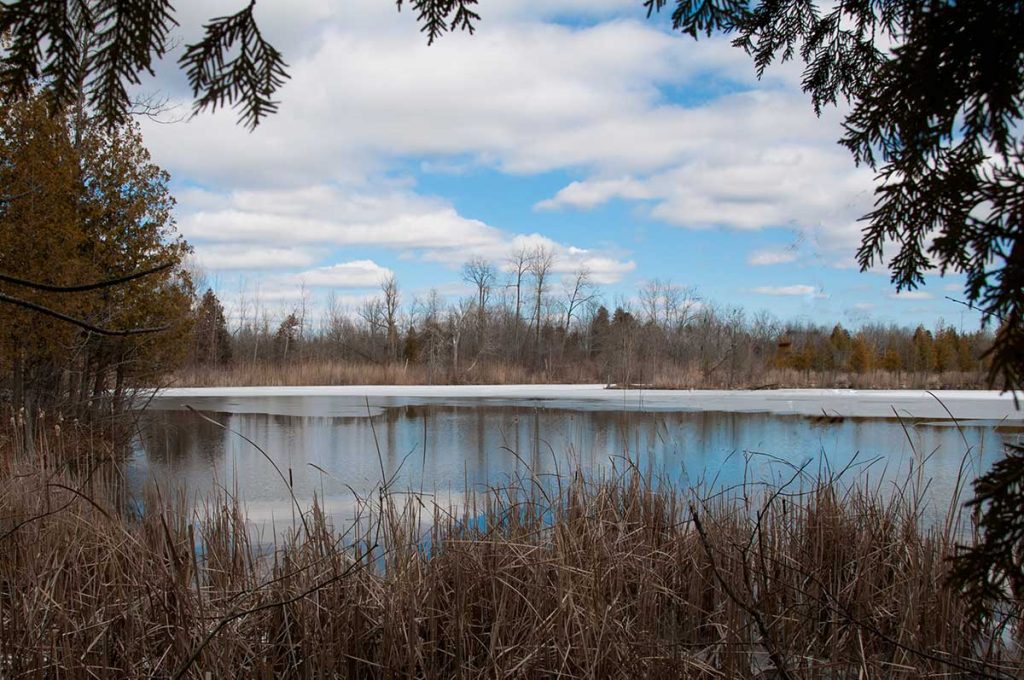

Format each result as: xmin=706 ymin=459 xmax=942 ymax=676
xmin=150 ymin=385 xmax=1024 ymax=421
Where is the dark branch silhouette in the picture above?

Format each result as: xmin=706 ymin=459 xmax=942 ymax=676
xmin=0 ymin=262 xmax=174 ymax=293
xmin=0 ymin=291 xmax=170 ymax=337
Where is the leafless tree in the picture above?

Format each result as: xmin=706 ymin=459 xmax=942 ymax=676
xmin=528 ymin=245 xmax=555 ymax=348
xmin=638 ymin=279 xmax=691 ymax=326
xmin=462 ymin=257 xmax=496 ymax=315
xmin=562 ymin=266 xmax=597 ymax=335
xmin=447 ymin=297 xmax=474 ymax=378
xmin=462 ymin=256 xmax=496 ymax=346
xmin=381 ymin=275 xmax=401 ymax=360
xmin=359 ymin=298 xmax=386 ymax=339
xmin=505 ymin=246 xmax=532 ymax=327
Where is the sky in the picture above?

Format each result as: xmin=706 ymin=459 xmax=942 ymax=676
xmin=135 ymin=0 xmax=981 ymax=331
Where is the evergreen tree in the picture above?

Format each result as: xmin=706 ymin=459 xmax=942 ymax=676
xmin=0 ymin=96 xmax=193 ymax=413
xmin=274 ymin=313 xmax=301 ymax=362
xmin=589 ymin=306 xmax=610 ymax=359
xmin=192 ymin=289 xmax=232 ymax=366
xmin=403 ymin=326 xmax=422 ymax=363
xmin=911 ymin=326 xmax=937 ymax=373
xmin=849 ymin=336 xmax=875 ymax=375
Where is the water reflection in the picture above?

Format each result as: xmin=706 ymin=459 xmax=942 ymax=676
xmin=132 ymin=396 xmax=1017 ymax=531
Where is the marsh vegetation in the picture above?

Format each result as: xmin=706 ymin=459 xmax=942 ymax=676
xmin=1 ymin=412 xmax=1020 ymax=678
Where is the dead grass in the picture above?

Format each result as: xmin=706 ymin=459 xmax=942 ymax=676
xmin=169 ymin=360 xmax=595 ymax=388
xmin=170 ymin=360 xmax=990 ymax=391
xmin=0 ymin=416 xmax=1020 ymax=678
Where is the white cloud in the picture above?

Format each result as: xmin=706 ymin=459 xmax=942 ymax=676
xmin=853 ymin=302 xmax=875 ymax=311
xmin=194 ymin=245 xmax=319 ymax=270
xmin=421 ymin=232 xmax=636 ymax=285
xmin=538 ymin=105 xmax=877 ymax=256
xmin=141 ymin=17 xmax=765 ymax=187
xmin=177 ymin=182 xmax=636 ymax=283
xmin=751 ymin=285 xmax=826 ymax=298
xmin=292 ymin=259 xmax=395 ymax=288
xmin=134 ymin=1 xmax=887 ymax=305
xmin=888 ymin=290 xmax=935 ymax=301
xmin=293 ymin=260 xmax=393 ymax=288
xmin=178 ymin=185 xmax=501 ymax=249
xmin=746 ymin=248 xmax=798 ymax=266
xmin=536 ymin=177 xmax=654 ymax=211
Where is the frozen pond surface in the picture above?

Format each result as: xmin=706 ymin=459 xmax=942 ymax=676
xmin=132 ymin=387 xmax=1023 ymax=531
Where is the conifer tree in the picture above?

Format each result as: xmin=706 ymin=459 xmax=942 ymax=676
xmin=192 ymin=289 xmax=232 ymax=366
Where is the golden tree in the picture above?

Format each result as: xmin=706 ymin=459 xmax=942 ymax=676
xmin=0 ymin=97 xmax=193 ymax=414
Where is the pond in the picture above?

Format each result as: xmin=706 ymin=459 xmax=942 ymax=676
xmin=131 ymin=387 xmax=1024 ymax=533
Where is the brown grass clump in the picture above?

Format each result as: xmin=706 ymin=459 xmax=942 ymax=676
xmin=0 ymin=422 xmax=1020 ymax=678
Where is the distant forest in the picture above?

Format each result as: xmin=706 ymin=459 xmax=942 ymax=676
xmin=182 ymin=254 xmax=992 ymax=389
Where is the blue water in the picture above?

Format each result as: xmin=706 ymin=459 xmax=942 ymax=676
xmin=131 ymin=394 xmax=1020 ymax=535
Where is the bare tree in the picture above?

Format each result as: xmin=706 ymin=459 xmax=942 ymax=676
xmin=528 ymin=245 xmax=556 ymax=350
xmin=358 ymin=298 xmax=386 ymax=339
xmin=446 ymin=297 xmax=474 ymax=378
xmin=640 ymin=278 xmax=699 ymax=328
xmin=639 ymin=279 xmax=663 ymax=326
xmin=297 ymin=281 xmax=311 ymax=362
xmin=663 ymin=283 xmax=700 ymax=329
xmin=462 ymin=256 xmax=496 ymax=342
xmin=505 ymin=246 xmax=532 ymax=327
xmin=462 ymin=257 xmax=496 ymax=313
xmin=381 ymin=275 xmax=401 ymax=361
xmin=562 ymin=266 xmax=597 ymax=335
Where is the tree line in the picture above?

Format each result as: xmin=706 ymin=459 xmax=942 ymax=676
xmin=187 ymin=260 xmax=993 ymax=389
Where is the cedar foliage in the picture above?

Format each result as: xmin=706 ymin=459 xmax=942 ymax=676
xmin=0 ymin=96 xmax=194 ymax=415
xmin=191 ymin=289 xmax=232 ymax=367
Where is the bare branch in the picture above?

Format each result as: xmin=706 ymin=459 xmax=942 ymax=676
xmin=0 ymin=261 xmax=174 ymax=293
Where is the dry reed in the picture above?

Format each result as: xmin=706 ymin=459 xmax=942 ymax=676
xmin=170 ymin=359 xmax=990 ymax=391
xmin=0 ymin=416 xmax=1020 ymax=678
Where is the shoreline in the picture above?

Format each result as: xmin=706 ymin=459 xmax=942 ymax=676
xmin=149 ymin=385 xmax=1024 ymax=421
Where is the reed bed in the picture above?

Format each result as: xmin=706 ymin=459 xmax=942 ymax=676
xmin=0 ymin=421 xmax=1020 ymax=678
xmin=169 ymin=359 xmax=600 ymax=388
xmin=170 ymin=359 xmax=990 ymax=391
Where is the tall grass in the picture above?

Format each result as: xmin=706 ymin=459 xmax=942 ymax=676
xmin=0 ymin=420 xmax=1020 ymax=678
xmin=171 ymin=358 xmax=990 ymax=390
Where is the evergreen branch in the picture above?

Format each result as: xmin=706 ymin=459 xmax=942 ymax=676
xmin=178 ymin=1 xmax=290 ymax=130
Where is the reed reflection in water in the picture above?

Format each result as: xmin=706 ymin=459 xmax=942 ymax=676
xmin=129 ymin=396 xmax=1017 ymax=533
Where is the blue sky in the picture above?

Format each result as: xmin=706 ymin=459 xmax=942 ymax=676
xmin=136 ymin=0 xmax=981 ymax=331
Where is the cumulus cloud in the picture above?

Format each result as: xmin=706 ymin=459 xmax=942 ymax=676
xmin=141 ymin=17 xmax=761 ymax=187
xmin=537 ymin=93 xmax=877 ymax=256
xmin=132 ymin=0 xmax=898 ymax=319
xmin=176 ymin=182 xmax=636 ymax=283
xmin=292 ymin=260 xmax=394 ymax=288
xmin=193 ymin=245 xmax=320 ymax=270
xmin=178 ymin=185 xmax=501 ymax=249
xmin=536 ymin=177 xmax=654 ymax=211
